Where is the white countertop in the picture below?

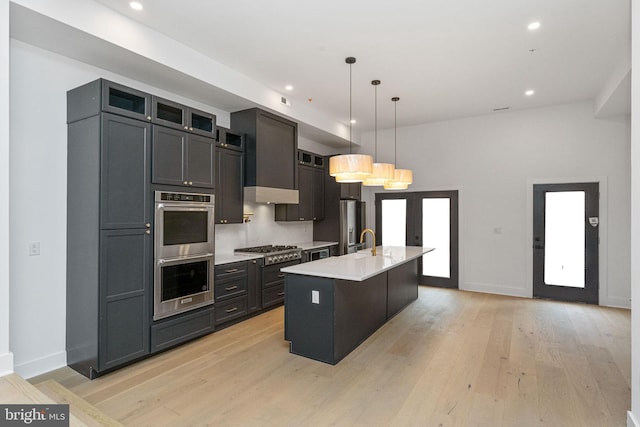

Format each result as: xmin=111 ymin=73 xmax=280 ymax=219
xmin=281 ymin=246 xmax=434 ymax=281
xmin=215 ymin=253 xmax=263 ymax=265
xmin=295 ymin=241 xmax=339 ymax=251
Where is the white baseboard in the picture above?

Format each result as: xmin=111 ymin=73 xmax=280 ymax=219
xmin=628 ymin=411 xmax=639 ymax=427
xmin=601 ymin=295 xmax=631 ymax=309
xmin=0 ymin=351 xmax=14 ymax=377
xmin=13 ymin=351 xmax=66 ymax=379
xmin=461 ymin=282 xmax=530 ymax=299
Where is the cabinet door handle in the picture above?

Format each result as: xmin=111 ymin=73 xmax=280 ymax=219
xmin=225 ymin=307 xmax=238 ymax=313
xmin=277 ymin=274 xmax=285 ymax=278
xmin=188 ymin=181 xmax=193 ymax=185
xmin=184 ymin=126 xmax=189 ymax=130
xmin=147 ymin=116 xmax=151 ymax=120
xmin=145 ymin=230 xmax=150 ymax=234
xmin=145 ymin=223 xmax=151 ymax=228
xmin=277 ymin=292 xmax=285 ymax=296
xmin=225 ymin=285 xmax=238 ymax=291
xmin=225 ymin=268 xmax=239 ymax=273
xmin=183 ymin=181 xmax=188 ymax=185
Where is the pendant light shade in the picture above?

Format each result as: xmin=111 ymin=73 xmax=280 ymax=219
xmin=330 ymin=57 xmax=373 ymax=183
xmin=384 ymin=96 xmax=413 ymax=190
xmin=383 ymin=168 xmax=413 ymax=190
xmin=330 ymin=154 xmax=373 ymax=182
xmin=363 ymin=79 xmax=395 ymax=186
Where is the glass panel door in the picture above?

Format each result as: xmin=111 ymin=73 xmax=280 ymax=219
xmin=533 ymin=183 xmax=599 ymax=304
xmin=381 ymin=199 xmax=407 ymax=246
xmin=544 ymin=191 xmax=585 ymax=288
xmin=422 ymin=198 xmax=450 ymax=278
xmin=375 ymin=190 xmax=459 ymax=289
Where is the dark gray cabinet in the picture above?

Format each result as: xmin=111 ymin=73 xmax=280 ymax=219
xmin=152 ymin=96 xmax=216 ymax=138
xmin=67 ymin=80 xmax=152 ymax=379
xmin=215 ymin=146 xmax=243 ymax=224
xmin=99 ymin=228 xmax=150 ymax=370
xmin=247 ymin=258 xmax=262 ymax=314
xmin=340 ymin=182 xmax=361 ymax=200
xmin=214 ymin=262 xmax=249 ymax=325
xmin=274 ymin=164 xmax=324 ymax=221
xmin=152 ymin=125 xmax=215 ymax=189
xmin=231 ymin=108 xmax=297 ymax=190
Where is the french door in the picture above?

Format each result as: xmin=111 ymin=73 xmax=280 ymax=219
xmin=533 ymin=183 xmax=599 ymax=304
xmin=375 ymin=191 xmax=459 ymax=288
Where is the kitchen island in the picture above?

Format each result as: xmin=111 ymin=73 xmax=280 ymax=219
xmin=281 ymin=246 xmax=434 ymax=364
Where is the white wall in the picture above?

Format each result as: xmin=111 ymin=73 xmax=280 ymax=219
xmin=361 ymin=102 xmax=630 ymax=307
xmin=629 ymin=1 xmax=639 ymax=425
xmin=0 ymin=0 xmax=14 ymax=376
xmin=7 ymin=40 xmax=310 ymax=378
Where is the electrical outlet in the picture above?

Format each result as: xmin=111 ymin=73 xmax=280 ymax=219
xmin=311 ymin=290 xmax=319 ymax=304
xmin=28 ymin=242 xmax=40 ymax=256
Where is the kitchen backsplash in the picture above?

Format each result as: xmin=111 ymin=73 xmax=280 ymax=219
xmin=215 ymin=201 xmax=312 ymax=253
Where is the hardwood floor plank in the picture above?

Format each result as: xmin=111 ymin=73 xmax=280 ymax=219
xmin=29 ymin=287 xmax=629 ymax=426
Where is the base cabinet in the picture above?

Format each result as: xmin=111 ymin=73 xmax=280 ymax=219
xmin=150 ymin=306 xmax=215 ymax=353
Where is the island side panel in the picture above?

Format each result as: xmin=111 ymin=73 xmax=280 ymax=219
xmin=285 ymin=275 xmax=336 ymax=364
xmin=387 ymin=258 xmax=419 ymax=319
xmin=334 ymin=273 xmax=388 ymax=364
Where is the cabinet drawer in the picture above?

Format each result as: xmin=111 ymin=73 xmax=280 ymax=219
xmin=150 ymin=306 xmax=215 ymax=353
xmin=263 ymin=260 xmax=298 ymax=286
xmin=215 ymin=276 xmax=247 ymax=301
xmin=215 ymin=261 xmax=248 ymax=280
xmin=215 ymin=296 xmax=247 ymax=325
xmin=263 ymin=284 xmax=285 ymax=308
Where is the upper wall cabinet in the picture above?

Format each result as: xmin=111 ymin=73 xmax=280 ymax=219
xmin=230 ymin=108 xmax=297 ymax=190
xmin=152 ymin=126 xmax=216 ymax=189
xmin=67 ymin=79 xmax=152 ymax=124
xmin=152 ymin=96 xmax=216 ymax=138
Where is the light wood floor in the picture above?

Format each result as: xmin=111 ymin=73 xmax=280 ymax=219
xmin=31 ymin=287 xmax=631 ymax=426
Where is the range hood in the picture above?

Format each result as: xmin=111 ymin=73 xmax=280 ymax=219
xmin=244 ymin=186 xmax=299 ymax=204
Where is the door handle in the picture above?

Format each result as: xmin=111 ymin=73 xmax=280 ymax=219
xmin=533 ymin=244 xmax=544 ymax=250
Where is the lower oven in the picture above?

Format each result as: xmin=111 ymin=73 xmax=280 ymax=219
xmin=154 ymin=253 xmax=215 ymax=320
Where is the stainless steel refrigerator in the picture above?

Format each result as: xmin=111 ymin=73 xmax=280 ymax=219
xmin=339 ymin=200 xmax=366 ymax=254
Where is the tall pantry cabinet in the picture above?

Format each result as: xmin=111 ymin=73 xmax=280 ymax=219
xmin=66 ymin=79 xmax=152 ymax=378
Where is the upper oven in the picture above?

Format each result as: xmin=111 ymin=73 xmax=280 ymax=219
xmin=154 ymin=191 xmax=215 ymax=259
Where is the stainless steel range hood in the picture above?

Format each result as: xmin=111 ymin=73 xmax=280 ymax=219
xmin=244 ymin=186 xmax=299 ymax=204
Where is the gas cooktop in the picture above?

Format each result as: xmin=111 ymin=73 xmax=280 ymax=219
xmin=235 ymin=245 xmax=302 ymax=265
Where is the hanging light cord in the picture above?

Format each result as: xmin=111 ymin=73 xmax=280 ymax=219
xmin=349 ymin=60 xmax=353 ymax=154
xmin=393 ymin=98 xmax=398 ymax=165
xmin=374 ymin=82 xmax=378 ymax=162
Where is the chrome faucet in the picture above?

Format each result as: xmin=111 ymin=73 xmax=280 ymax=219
xmin=359 ymin=228 xmax=377 ymax=256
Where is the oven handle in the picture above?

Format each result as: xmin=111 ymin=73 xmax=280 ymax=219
xmin=157 ymin=253 xmax=214 ymax=265
xmin=156 ymin=203 xmax=214 ymax=211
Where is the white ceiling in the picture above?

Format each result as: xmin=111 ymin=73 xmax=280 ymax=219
xmin=89 ymin=0 xmax=630 ymax=133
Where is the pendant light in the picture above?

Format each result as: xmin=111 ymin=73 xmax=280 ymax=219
xmin=363 ymin=80 xmax=395 ymax=186
xmin=384 ymin=97 xmax=413 ymax=190
xmin=329 ymin=57 xmax=373 ymax=183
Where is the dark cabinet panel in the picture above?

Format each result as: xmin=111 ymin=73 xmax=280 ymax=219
xmin=231 ymin=108 xmax=297 ymax=190
xmin=340 ymin=182 xmax=361 ymax=200
xmin=187 ymin=134 xmax=215 ymax=188
xmin=215 ymin=296 xmax=248 ymax=325
xmin=150 ymin=306 xmax=215 ymax=353
xmin=247 ymin=259 xmax=262 ymax=314
xmin=100 ymin=114 xmax=151 ymax=229
xmin=152 ymin=126 xmax=185 ymax=186
xmin=152 ymin=96 xmax=216 ymax=138
xmin=152 ymin=125 xmax=215 ymax=189
xmin=215 ymin=147 xmax=243 ymax=224
xmin=274 ymin=162 xmax=325 ymax=222
xmin=99 ymin=229 xmax=150 ymax=371
xmin=101 ymin=80 xmax=151 ymax=122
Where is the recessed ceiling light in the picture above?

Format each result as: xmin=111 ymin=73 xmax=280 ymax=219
xmin=285 ymin=85 xmax=293 ymax=91
xmin=525 ymin=89 xmax=535 ymax=96
xmin=129 ymin=2 xmax=143 ymax=11
xmin=528 ymin=21 xmax=541 ymax=31
xmin=350 ymin=119 xmax=357 ymax=124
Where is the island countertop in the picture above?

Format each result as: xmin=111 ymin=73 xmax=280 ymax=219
xmin=280 ymin=245 xmax=434 ymax=282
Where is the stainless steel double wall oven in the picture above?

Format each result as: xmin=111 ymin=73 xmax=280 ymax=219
xmin=153 ymin=191 xmax=215 ymax=320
